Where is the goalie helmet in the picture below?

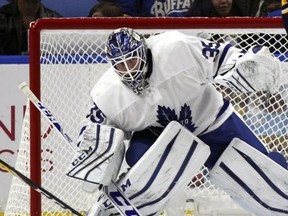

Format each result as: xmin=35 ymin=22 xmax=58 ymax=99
xmin=106 ymin=28 xmax=148 ymax=94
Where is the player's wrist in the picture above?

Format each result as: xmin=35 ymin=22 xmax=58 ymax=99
xmin=282 ymin=0 xmax=288 ymax=15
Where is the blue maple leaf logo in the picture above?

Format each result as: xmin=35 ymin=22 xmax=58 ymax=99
xmin=149 ymin=103 xmax=197 ymax=135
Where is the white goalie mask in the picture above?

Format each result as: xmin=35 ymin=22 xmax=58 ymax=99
xmin=106 ymin=28 xmax=148 ymax=94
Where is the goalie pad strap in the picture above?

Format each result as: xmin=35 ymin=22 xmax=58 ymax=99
xmin=209 ymin=138 xmax=288 ymax=215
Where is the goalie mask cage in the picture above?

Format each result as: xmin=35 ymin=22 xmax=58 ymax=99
xmin=5 ymin=17 xmax=288 ymax=216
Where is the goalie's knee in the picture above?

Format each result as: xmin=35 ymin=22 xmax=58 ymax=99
xmin=126 ymin=129 xmax=157 ymax=167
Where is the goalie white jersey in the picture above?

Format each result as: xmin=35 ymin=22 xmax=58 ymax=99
xmin=75 ymin=29 xmax=286 ymax=216
xmin=91 ymin=31 xmax=243 ymax=135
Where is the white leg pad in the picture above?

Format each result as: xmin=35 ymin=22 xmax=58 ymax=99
xmin=92 ymin=121 xmax=210 ymax=215
xmin=209 ymin=138 xmax=288 ymax=216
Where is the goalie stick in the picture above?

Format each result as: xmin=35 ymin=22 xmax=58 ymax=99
xmin=19 ymin=82 xmax=142 ymax=216
xmin=0 ymin=159 xmax=83 ymax=216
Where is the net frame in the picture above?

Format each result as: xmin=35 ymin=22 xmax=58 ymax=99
xmin=22 ymin=17 xmax=286 ymax=215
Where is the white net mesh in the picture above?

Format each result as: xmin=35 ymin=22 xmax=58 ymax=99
xmin=5 ymin=18 xmax=288 ymax=216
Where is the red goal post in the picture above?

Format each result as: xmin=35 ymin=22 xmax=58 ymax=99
xmin=5 ymin=17 xmax=287 ymax=216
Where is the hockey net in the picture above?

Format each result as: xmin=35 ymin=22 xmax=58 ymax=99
xmin=5 ymin=17 xmax=288 ymax=216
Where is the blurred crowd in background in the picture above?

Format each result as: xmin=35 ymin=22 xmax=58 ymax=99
xmin=0 ymin=0 xmax=287 ymax=55
xmin=90 ymin=0 xmax=282 ymax=17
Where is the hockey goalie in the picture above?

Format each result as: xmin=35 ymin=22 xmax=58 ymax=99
xmin=67 ymin=28 xmax=287 ymax=216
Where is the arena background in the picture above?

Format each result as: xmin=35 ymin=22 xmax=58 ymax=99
xmin=0 ymin=0 xmax=97 ymax=17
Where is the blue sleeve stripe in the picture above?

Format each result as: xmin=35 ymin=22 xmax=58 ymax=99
xmin=216 ymin=99 xmax=230 ymax=119
xmin=214 ymin=43 xmax=233 ymax=78
xmin=198 ymin=99 xmax=231 ymax=136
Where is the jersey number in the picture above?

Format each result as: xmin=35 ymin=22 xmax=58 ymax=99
xmin=201 ymin=41 xmax=220 ymax=62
